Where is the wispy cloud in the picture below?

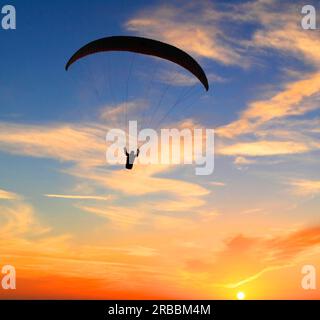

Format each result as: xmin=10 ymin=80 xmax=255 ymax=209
xmin=222 ymin=264 xmax=294 ymax=289
xmin=126 ymin=3 xmax=244 ymax=65
xmin=203 ymin=0 xmax=320 ymax=168
xmin=105 ymin=245 xmax=159 ymax=257
xmin=0 ymin=188 xmax=19 ymax=200
xmin=217 ymin=73 xmax=320 ymax=139
xmin=159 ymin=70 xmax=226 ymax=87
xmin=209 ymin=181 xmax=226 ymax=187
xmin=44 ymin=194 xmax=114 ymax=201
xmin=234 ymin=156 xmax=256 ymax=165
xmin=241 ymin=207 xmax=265 ymax=215
xmin=219 ymin=140 xmax=313 ymax=157
xmin=0 ymin=122 xmax=106 ymax=167
xmin=0 ymin=116 xmax=211 ymax=230
xmin=186 ymin=224 xmax=320 ymax=291
xmin=100 ymin=101 xmax=147 ymax=125
xmin=0 ymin=202 xmax=51 ymax=238
xmin=76 ymin=204 xmax=146 ymax=228
xmin=289 ymin=179 xmax=320 ymax=197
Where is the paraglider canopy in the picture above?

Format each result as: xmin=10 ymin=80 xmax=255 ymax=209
xmin=65 ymin=35 xmax=209 ymax=91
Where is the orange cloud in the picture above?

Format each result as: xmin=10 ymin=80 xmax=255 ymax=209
xmin=219 ymin=140 xmax=312 ymax=157
xmin=100 ymin=101 xmax=147 ymax=127
xmin=289 ymin=179 xmax=320 ymax=197
xmin=0 ymin=122 xmax=106 ymax=167
xmin=44 ymin=194 xmax=113 ymax=201
xmin=76 ymin=204 xmax=146 ymax=229
xmin=126 ymin=4 xmax=242 ymax=65
xmin=184 ymin=225 xmax=320 ymax=293
xmin=217 ymin=73 xmax=320 ymax=139
xmin=266 ymin=226 xmax=320 ymax=261
xmin=0 ymin=203 xmax=50 ymax=237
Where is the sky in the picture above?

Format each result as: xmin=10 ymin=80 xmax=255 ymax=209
xmin=0 ymin=0 xmax=320 ymax=299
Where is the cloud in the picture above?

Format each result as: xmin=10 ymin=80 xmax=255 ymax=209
xmin=0 ymin=188 xmax=19 ymax=200
xmin=219 ymin=140 xmax=312 ymax=157
xmin=44 ymin=194 xmax=113 ymax=201
xmin=234 ymin=156 xmax=256 ymax=165
xmin=289 ymin=179 xmax=320 ymax=197
xmin=76 ymin=204 xmax=146 ymax=228
xmin=150 ymin=198 xmax=206 ymax=212
xmin=185 ymin=224 xmax=320 ymax=290
xmin=241 ymin=208 xmax=265 ymax=215
xmin=100 ymin=101 xmax=147 ymax=125
xmin=223 ymin=264 xmax=293 ymax=289
xmin=209 ymin=181 xmax=226 ymax=187
xmin=0 ymin=202 xmax=52 ymax=239
xmin=126 ymin=3 xmax=243 ymax=65
xmin=213 ymin=0 xmax=320 ymax=144
xmin=266 ymin=225 xmax=320 ymax=262
xmin=106 ymin=245 xmax=159 ymax=257
xmin=0 ymin=116 xmax=212 ymax=229
xmin=96 ymin=166 xmax=209 ymax=197
xmin=217 ymin=73 xmax=320 ymax=139
xmin=0 ymin=200 xmax=177 ymax=299
xmin=0 ymin=122 xmax=106 ymax=167
xmin=131 ymin=2 xmax=319 ymax=168
xmin=159 ymin=70 xmax=226 ymax=87
xmin=205 ymin=1 xmax=320 ymax=170
xmin=249 ymin=3 xmax=320 ymax=66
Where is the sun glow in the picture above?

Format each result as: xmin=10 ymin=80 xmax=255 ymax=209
xmin=237 ymin=291 xmax=246 ymax=300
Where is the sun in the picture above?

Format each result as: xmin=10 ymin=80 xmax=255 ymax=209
xmin=237 ymin=291 xmax=246 ymax=300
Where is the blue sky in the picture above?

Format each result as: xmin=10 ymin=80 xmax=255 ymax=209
xmin=0 ymin=0 xmax=294 ymax=124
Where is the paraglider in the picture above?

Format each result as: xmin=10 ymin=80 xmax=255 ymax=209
xmin=124 ymin=147 xmax=139 ymax=170
xmin=65 ymin=35 xmax=209 ymax=170
xmin=65 ymin=36 xmax=209 ymax=91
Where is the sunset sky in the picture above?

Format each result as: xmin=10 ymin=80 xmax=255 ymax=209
xmin=0 ymin=0 xmax=320 ymax=299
